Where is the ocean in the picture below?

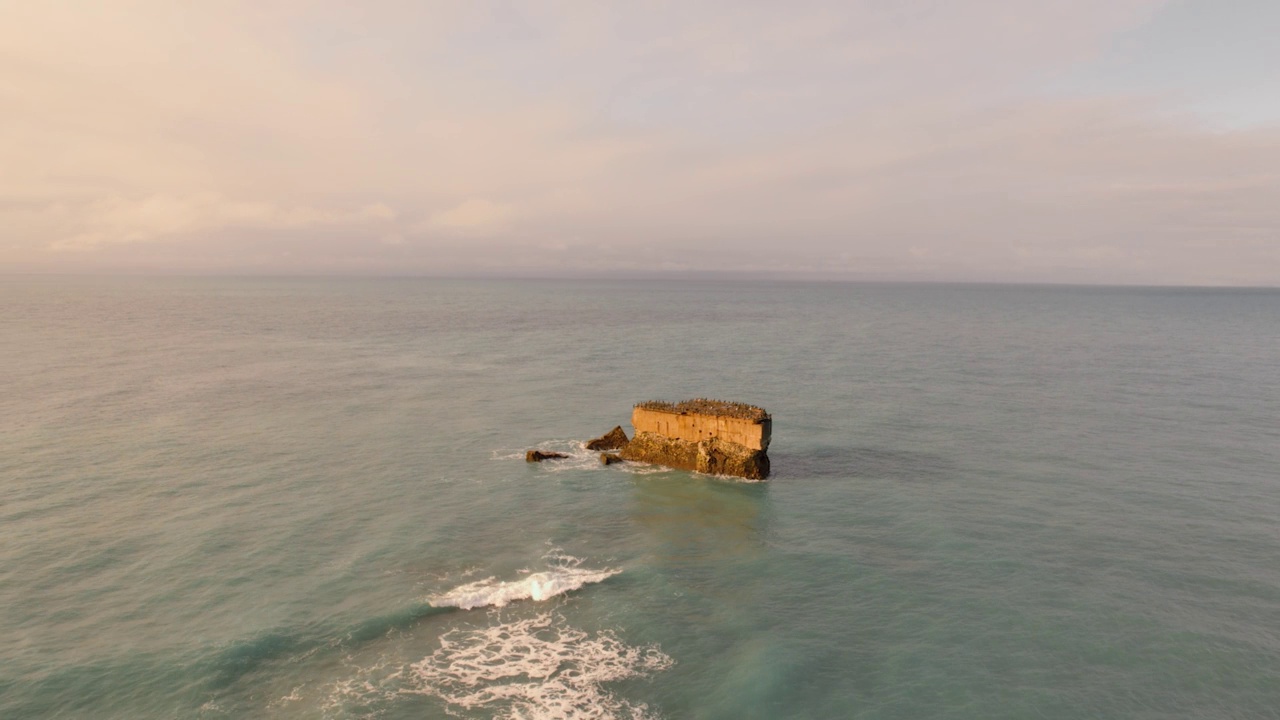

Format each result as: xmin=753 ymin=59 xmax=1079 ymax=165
xmin=3 ymin=277 xmax=1278 ymax=719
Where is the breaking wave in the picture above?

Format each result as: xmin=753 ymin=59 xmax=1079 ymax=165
xmin=314 ymin=552 xmax=669 ymax=718
xmin=428 ymin=553 xmax=619 ymax=609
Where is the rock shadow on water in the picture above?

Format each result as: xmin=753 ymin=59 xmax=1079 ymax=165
xmin=769 ymin=445 xmax=956 ymax=483
xmin=629 ymin=475 xmax=770 ymax=565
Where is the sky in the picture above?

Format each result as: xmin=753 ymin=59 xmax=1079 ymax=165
xmin=2 ymin=0 xmax=1278 ymax=284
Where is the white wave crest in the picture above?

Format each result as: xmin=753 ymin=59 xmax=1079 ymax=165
xmin=404 ymin=612 xmax=673 ymax=719
xmin=428 ymin=566 xmax=619 ymax=609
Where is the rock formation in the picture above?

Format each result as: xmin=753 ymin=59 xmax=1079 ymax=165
xmin=526 ymin=450 xmax=570 ymax=462
xmin=615 ymin=399 xmax=770 ymax=480
xmin=586 ymin=426 xmax=630 ymax=451
xmin=600 ymin=453 xmax=623 ymax=465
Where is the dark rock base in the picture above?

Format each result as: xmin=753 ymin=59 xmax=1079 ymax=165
xmin=526 ymin=450 xmax=570 ymax=462
xmin=617 ymin=432 xmax=769 ymax=480
xmin=600 ymin=453 xmax=623 ymax=465
xmin=586 ymin=426 xmax=630 ymax=451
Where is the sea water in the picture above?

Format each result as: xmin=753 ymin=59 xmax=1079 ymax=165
xmin=2 ymin=277 xmax=1278 ymax=719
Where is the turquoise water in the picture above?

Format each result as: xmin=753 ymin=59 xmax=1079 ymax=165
xmin=3 ymin=277 xmax=1279 ymax=719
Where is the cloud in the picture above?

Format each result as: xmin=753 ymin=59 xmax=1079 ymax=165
xmin=2 ymin=0 xmax=1277 ymax=283
xmin=49 ymin=194 xmax=399 ymax=251
xmin=425 ymin=199 xmax=512 ymax=234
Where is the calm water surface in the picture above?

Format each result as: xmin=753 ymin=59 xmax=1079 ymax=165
xmin=2 ymin=278 xmax=1278 ymax=719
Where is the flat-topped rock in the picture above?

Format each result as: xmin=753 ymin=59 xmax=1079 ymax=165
xmin=631 ymin=402 xmax=771 ymax=452
xmin=526 ymin=450 xmax=570 ymax=462
xmin=620 ymin=399 xmax=771 ymax=479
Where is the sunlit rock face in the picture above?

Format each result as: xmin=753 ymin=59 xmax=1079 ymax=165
xmin=617 ymin=400 xmax=771 ymax=480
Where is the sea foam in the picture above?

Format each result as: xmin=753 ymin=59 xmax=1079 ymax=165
xmin=403 ymin=612 xmax=673 ymax=719
xmin=497 ymin=440 xmax=667 ymax=476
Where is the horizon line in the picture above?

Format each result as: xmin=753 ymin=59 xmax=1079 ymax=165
xmin=4 ymin=271 xmax=1278 ymax=290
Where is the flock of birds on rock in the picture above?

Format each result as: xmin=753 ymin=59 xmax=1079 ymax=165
xmin=634 ymin=398 xmax=770 ymax=421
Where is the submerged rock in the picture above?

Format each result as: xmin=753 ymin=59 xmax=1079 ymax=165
xmin=586 ymin=426 xmax=630 ymax=451
xmin=600 ymin=453 xmax=623 ymax=465
xmin=526 ymin=450 xmax=570 ymax=462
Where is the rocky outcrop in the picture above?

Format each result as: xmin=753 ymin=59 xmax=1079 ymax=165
xmin=523 ymin=400 xmax=770 ymax=478
xmin=586 ymin=426 xmax=630 ymax=451
xmin=616 ymin=399 xmax=771 ymax=479
xmin=618 ymin=432 xmax=770 ymax=480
